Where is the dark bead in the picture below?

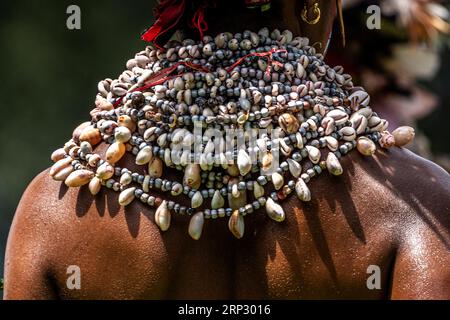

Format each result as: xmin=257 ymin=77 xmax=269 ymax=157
xmin=314 ymin=165 xmax=322 ymax=174
xmin=288 ymin=180 xmax=295 ymax=189
xmin=270 ymin=192 xmax=278 ymax=201
xmin=339 ymin=145 xmax=348 ymax=155
xmin=257 ymin=176 xmax=267 ymax=185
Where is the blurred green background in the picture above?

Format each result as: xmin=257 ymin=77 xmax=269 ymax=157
xmin=0 ymin=0 xmax=449 ymax=290
xmin=0 ymin=0 xmax=157 ymax=284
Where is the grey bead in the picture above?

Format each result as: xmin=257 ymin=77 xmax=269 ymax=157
xmin=314 ymin=165 xmax=322 ymax=175
xmin=257 ymin=176 xmax=268 ymax=185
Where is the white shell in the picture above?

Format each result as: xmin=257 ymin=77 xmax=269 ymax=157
xmin=271 ymin=172 xmax=284 ymax=190
xmin=256 ymin=138 xmax=268 ymax=153
xmin=50 ymin=157 xmax=73 ymax=178
xmin=171 ymin=182 xmax=183 ymax=196
xmin=114 ymin=126 xmax=131 ymax=143
xmin=65 ymin=169 xmax=94 ymax=187
xmin=53 ymin=165 xmax=74 ymax=181
xmin=200 ymin=154 xmax=209 ymax=171
xmin=350 ymin=113 xmax=368 ymax=135
xmin=295 ymin=132 xmax=304 ymax=149
xmin=182 ymin=133 xmax=194 ymax=146
xmin=228 ymin=210 xmax=245 ymax=239
xmin=322 ymin=116 xmax=335 ymax=135
xmin=393 ymin=126 xmax=415 ymax=147
xmin=120 ymin=172 xmax=132 ymax=185
xmin=157 ymin=133 xmax=168 ymax=147
xmin=96 ymin=162 xmax=114 ymax=180
xmin=164 ymin=148 xmax=172 ymax=166
xmin=355 ymin=106 xmax=373 ymax=118
xmin=295 ymin=179 xmax=311 ymax=202
xmin=324 ymin=136 xmax=339 ymax=151
xmin=142 ymin=175 xmax=150 ymax=193
xmin=183 ymin=164 xmax=201 ymax=189
xmin=261 ymin=152 xmax=273 ymax=173
xmin=191 ymin=191 xmax=204 ymax=209
xmin=237 ymin=149 xmax=252 ymax=176
xmin=211 ymin=190 xmax=225 ymax=209
xmin=136 ymin=146 xmax=153 ymax=165
xmin=106 ymin=142 xmax=126 ymax=164
xmin=148 ymin=157 xmax=163 ymax=178
xmin=296 ymin=63 xmax=305 ymax=79
xmin=349 ymin=90 xmax=370 ymax=110
xmin=253 ymin=181 xmax=265 ymax=198
xmin=339 ymin=126 xmax=356 ymax=141
xmin=287 ymin=159 xmax=302 ymax=178
xmin=118 ymin=187 xmax=136 ymax=206
xmin=188 ymin=212 xmax=205 ymax=240
xmin=171 ymin=128 xmax=186 ymax=144
xmin=356 ymin=136 xmax=376 ymax=156
xmin=155 ymin=200 xmax=171 ymax=231
xmin=179 ymin=150 xmax=189 ymax=166
xmin=228 ymin=181 xmax=247 ymax=210
xmin=204 ymin=140 xmax=215 ymax=154
xmin=279 ymin=138 xmax=292 ymax=156
xmin=265 ymin=198 xmax=285 ymax=222
xmin=306 ymin=146 xmax=321 ymax=164
xmin=327 ymin=109 xmax=349 ymax=126
xmin=326 ymin=152 xmax=343 ymax=176
xmin=89 ymin=176 xmax=102 ymax=195
xmin=51 ymin=148 xmax=67 ymax=163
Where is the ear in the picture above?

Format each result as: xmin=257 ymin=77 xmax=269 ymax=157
xmin=297 ymin=0 xmax=338 ymax=53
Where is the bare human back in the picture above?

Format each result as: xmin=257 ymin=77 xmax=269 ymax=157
xmin=3 ymin=0 xmax=450 ymax=299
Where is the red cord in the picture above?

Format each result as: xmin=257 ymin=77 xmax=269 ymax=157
xmin=226 ymin=48 xmax=287 ymax=75
xmin=113 ymin=61 xmax=211 ymax=108
xmin=114 ymin=48 xmax=286 ymax=108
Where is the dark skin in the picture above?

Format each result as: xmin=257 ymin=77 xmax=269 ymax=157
xmin=3 ymin=0 xmax=450 ymax=299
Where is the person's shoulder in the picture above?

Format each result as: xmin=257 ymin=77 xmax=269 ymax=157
xmin=375 ymin=147 xmax=449 ymax=192
xmin=15 ymin=168 xmax=78 ymax=221
xmin=347 ymin=146 xmax=450 ymax=231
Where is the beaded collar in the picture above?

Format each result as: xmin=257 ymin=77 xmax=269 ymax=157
xmin=49 ymin=29 xmax=414 ymax=239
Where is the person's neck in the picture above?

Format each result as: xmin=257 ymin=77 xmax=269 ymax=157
xmin=178 ymin=1 xmax=336 ymax=54
xmin=204 ymin=2 xmax=301 ymax=36
xmin=177 ymin=1 xmax=301 ymax=40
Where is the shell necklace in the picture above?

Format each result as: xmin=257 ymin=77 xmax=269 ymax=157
xmin=49 ymin=29 xmax=414 ymax=239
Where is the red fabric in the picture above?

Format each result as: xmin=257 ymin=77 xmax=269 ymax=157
xmin=141 ymin=0 xmax=186 ymax=50
xmin=142 ymin=0 xmax=214 ymax=49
